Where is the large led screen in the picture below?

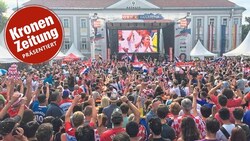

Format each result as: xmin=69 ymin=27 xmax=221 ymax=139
xmin=118 ymin=30 xmax=158 ymax=53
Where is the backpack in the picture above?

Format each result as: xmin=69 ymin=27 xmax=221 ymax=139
xmin=179 ymin=86 xmax=186 ymax=97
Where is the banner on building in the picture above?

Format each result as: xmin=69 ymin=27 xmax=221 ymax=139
xmin=175 ymin=18 xmax=192 ymax=61
xmin=207 ymin=24 xmax=214 ymax=52
xmin=220 ymin=25 xmax=226 ymax=56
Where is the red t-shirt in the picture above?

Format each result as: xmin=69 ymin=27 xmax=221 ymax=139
xmin=59 ymin=99 xmax=72 ymax=106
xmin=65 ymin=121 xmax=95 ymax=137
xmin=100 ymin=127 xmax=125 ymax=141
xmin=214 ymin=107 xmax=235 ymax=125
xmin=210 ymin=94 xmax=242 ymax=109
xmin=8 ymin=106 xmax=28 ymax=117
xmin=245 ymin=92 xmax=250 ymax=110
xmin=65 ymin=121 xmax=75 ymax=136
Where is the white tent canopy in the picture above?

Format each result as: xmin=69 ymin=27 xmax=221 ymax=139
xmin=223 ymin=31 xmax=250 ymax=56
xmin=65 ymin=43 xmax=85 ymax=58
xmin=52 ymin=51 xmax=66 ymax=60
xmin=0 ymin=45 xmax=18 ymax=63
xmin=190 ymin=40 xmax=217 ymax=59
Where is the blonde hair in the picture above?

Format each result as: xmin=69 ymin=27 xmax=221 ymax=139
xmin=169 ymin=102 xmax=181 ymax=116
xmin=101 ymin=96 xmax=110 ymax=108
xmin=72 ymin=111 xmax=84 ymax=128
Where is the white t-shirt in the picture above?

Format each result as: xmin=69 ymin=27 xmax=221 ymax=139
xmin=216 ymin=124 xmax=235 ymax=141
xmin=170 ymin=87 xmax=181 ymax=96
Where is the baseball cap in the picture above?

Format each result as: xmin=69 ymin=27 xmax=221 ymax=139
xmin=62 ymin=90 xmax=70 ymax=99
xmin=0 ymin=116 xmax=21 ymax=136
xmin=181 ymin=98 xmax=192 ymax=111
xmin=111 ymin=108 xmax=123 ymax=124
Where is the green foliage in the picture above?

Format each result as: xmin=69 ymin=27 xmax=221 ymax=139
xmin=0 ymin=0 xmax=8 ymax=32
xmin=0 ymin=15 xmax=7 ymax=32
xmin=242 ymin=17 xmax=250 ymax=41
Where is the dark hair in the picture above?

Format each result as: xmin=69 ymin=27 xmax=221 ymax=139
xmin=38 ymin=94 xmax=46 ymax=103
xmin=120 ymin=103 xmax=129 ymax=114
xmin=230 ymin=126 xmax=247 ymax=141
xmin=233 ymin=108 xmax=244 ymax=120
xmin=218 ymin=95 xmax=228 ymax=107
xmin=149 ymin=118 xmax=162 ymax=136
xmin=157 ymin=104 xmax=169 ymax=119
xmin=83 ymin=106 xmax=92 ymax=117
xmin=205 ymin=117 xmax=220 ymax=134
xmin=222 ymin=88 xmax=234 ymax=99
xmin=73 ymin=105 xmax=82 ymax=113
xmin=200 ymin=105 xmax=212 ymax=118
xmin=181 ymin=117 xmax=200 ymax=141
xmin=43 ymin=116 xmax=55 ymax=123
xmin=51 ymin=118 xmax=63 ymax=133
xmin=113 ymin=132 xmax=130 ymax=141
xmin=75 ymin=125 xmax=94 ymax=141
xmin=49 ymin=92 xmax=59 ymax=102
xmin=127 ymin=95 xmax=135 ymax=103
xmin=36 ymin=123 xmax=53 ymax=141
xmin=23 ymin=121 xmax=40 ymax=138
xmin=126 ymin=121 xmax=139 ymax=137
xmin=21 ymin=109 xmax=35 ymax=126
xmin=219 ymin=108 xmax=230 ymax=120
xmin=200 ymin=91 xmax=208 ymax=99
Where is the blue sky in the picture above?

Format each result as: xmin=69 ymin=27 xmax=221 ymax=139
xmin=2 ymin=0 xmax=250 ymax=23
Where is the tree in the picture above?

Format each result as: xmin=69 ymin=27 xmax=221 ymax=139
xmin=0 ymin=0 xmax=7 ymax=33
xmin=242 ymin=17 xmax=250 ymax=41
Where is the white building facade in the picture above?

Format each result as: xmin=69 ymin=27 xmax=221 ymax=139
xmin=24 ymin=0 xmax=245 ymax=60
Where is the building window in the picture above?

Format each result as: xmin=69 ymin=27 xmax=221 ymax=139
xmin=197 ymin=19 xmax=202 ymax=27
xmin=195 ymin=18 xmax=203 ymax=42
xmin=80 ymin=38 xmax=87 ymax=50
xmin=80 ymin=19 xmax=87 ymax=28
xmin=234 ymin=18 xmax=238 ymax=25
xmin=64 ymin=38 xmax=70 ymax=50
xmin=222 ymin=18 xmax=227 ymax=25
xmin=209 ymin=18 xmax=215 ymax=25
xmin=208 ymin=18 xmax=216 ymax=51
xmin=63 ymin=18 xmax=69 ymax=28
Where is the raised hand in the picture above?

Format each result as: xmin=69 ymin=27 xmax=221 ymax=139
xmin=72 ymin=95 xmax=81 ymax=105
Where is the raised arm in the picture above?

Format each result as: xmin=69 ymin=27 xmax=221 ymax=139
xmin=208 ymin=82 xmax=222 ymax=96
xmin=89 ymin=96 xmax=97 ymax=124
xmin=121 ymin=96 xmax=140 ymax=123
xmin=192 ymin=87 xmax=199 ymax=117
xmin=25 ymin=75 xmax=33 ymax=106
xmin=45 ymin=82 xmax=50 ymax=101
xmin=0 ymin=92 xmax=20 ymax=119
xmin=65 ymin=95 xmax=81 ymax=122
xmin=17 ymin=97 xmax=27 ymax=122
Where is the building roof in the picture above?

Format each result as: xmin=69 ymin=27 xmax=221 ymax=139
xmin=147 ymin=0 xmax=237 ymax=8
xmin=23 ymin=0 xmax=242 ymax=9
xmin=23 ymin=0 xmax=118 ymax=8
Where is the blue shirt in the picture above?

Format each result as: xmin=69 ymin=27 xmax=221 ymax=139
xmin=243 ymin=110 xmax=250 ymax=127
xmin=46 ymin=103 xmax=63 ymax=118
xmin=146 ymin=110 xmax=158 ymax=123
xmin=32 ymin=100 xmax=48 ymax=124
xmin=103 ymin=104 xmax=118 ymax=128
xmin=43 ymin=75 xmax=54 ymax=85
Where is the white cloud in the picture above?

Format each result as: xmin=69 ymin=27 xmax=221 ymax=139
xmin=229 ymin=0 xmax=250 ymax=23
